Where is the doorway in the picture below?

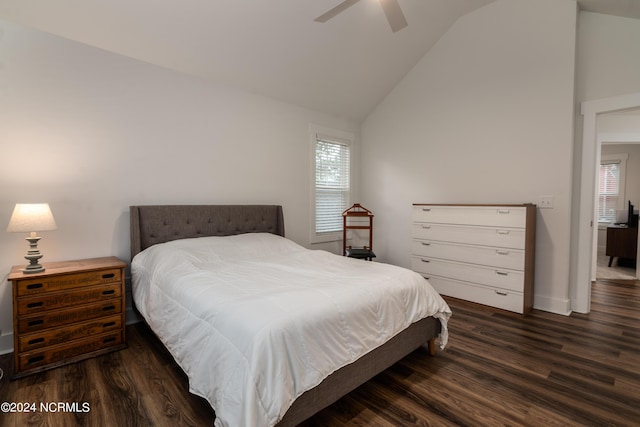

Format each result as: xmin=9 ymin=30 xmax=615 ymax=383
xmin=574 ymin=92 xmax=640 ymax=314
xmin=595 ymin=142 xmax=640 ymax=281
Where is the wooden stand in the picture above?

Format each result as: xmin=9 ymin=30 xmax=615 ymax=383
xmin=606 ymin=225 xmax=638 ymax=268
xmin=9 ymin=257 xmax=127 ymax=378
xmin=342 ymin=203 xmax=375 ymax=261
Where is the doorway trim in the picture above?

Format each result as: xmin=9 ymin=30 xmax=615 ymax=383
xmin=574 ymin=91 xmax=640 ymax=313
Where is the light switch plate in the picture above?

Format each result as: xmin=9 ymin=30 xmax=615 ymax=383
xmin=539 ymin=195 xmax=553 ymax=209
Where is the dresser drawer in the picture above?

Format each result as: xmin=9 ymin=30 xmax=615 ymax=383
xmin=412 ymin=239 xmax=524 ymax=270
xmin=412 ymin=257 xmax=524 ymax=292
xmin=15 ymin=268 xmax=123 ymax=296
xmin=18 ymin=315 xmax=123 ymax=352
xmin=17 ymin=299 xmax=123 ymax=334
xmin=411 ymin=223 xmax=525 ymax=249
xmin=413 ymin=205 xmax=527 ymax=228
xmin=17 ymin=330 xmax=124 ymax=372
xmin=17 ymin=282 xmax=123 ymax=315
xmin=426 ymin=276 xmax=524 ymax=314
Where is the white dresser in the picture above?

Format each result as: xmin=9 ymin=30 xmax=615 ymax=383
xmin=411 ymin=204 xmax=536 ymax=314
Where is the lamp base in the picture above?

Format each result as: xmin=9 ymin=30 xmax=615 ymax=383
xmin=23 ymin=264 xmax=45 ymax=274
xmin=23 ymin=235 xmax=46 ymax=274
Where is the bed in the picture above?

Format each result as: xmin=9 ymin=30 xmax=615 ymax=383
xmin=130 ymin=205 xmax=451 ymax=427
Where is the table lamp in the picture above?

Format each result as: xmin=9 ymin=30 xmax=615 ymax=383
xmin=6 ymin=203 xmax=57 ymax=273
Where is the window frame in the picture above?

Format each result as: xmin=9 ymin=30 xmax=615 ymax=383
xmin=309 ymin=124 xmax=354 ymax=244
xmin=598 ymin=153 xmax=627 ymax=225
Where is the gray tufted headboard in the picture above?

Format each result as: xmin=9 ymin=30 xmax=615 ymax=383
xmin=130 ymin=205 xmax=285 ymax=259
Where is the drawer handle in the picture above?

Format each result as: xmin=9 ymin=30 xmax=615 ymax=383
xmin=102 ymin=290 xmax=116 ymax=296
xmin=497 ymin=230 xmax=510 ymax=235
xmin=27 ymin=356 xmax=45 ymax=365
xmin=421 ymin=225 xmax=431 ymax=229
xmin=28 ymin=337 xmax=45 ymax=345
xmin=496 ymin=250 xmax=510 ymax=256
xmin=102 ymin=305 xmax=116 ymax=312
xmin=102 ymin=273 xmax=115 ymax=279
xmin=103 ymin=321 xmax=116 ymax=328
xmin=497 ymin=209 xmax=510 ymax=214
xmin=496 ymin=271 xmax=509 ymax=276
xmin=26 ymin=283 xmax=43 ymax=290
xmin=27 ymin=302 xmax=44 ymax=308
xmin=422 ymin=208 xmax=431 ymax=212
xmin=422 ymin=242 xmax=431 ymax=246
xmin=495 ymin=291 xmax=508 ymax=296
xmin=28 ymin=319 xmax=44 ymax=327
xmin=421 ymin=259 xmax=430 ymax=263
xmin=103 ymin=337 xmax=117 ymax=344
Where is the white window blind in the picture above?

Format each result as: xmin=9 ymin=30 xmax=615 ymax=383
xmin=315 ymin=137 xmax=350 ymax=235
xmin=598 ymin=161 xmax=620 ymax=223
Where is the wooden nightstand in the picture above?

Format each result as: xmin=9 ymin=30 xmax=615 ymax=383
xmin=9 ymin=256 xmax=127 ymax=378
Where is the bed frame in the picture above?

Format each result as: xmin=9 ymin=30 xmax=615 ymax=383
xmin=130 ymin=204 xmax=441 ymax=426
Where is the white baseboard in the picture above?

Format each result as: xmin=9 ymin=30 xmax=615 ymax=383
xmin=534 ymin=294 xmax=572 ymax=316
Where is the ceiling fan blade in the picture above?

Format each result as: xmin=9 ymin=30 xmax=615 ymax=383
xmin=380 ymin=0 xmax=408 ymax=32
xmin=314 ymin=0 xmax=361 ymax=23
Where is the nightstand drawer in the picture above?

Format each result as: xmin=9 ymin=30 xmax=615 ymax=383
xmin=17 ymin=299 xmax=123 ymax=334
xmin=18 ymin=330 xmax=124 ymax=371
xmin=18 ymin=315 xmax=123 ymax=352
xmin=15 ymin=268 xmax=123 ymax=296
xmin=17 ymin=282 xmax=122 ymax=315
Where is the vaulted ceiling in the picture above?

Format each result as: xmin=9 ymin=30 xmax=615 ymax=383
xmin=0 ymin=0 xmax=637 ymax=121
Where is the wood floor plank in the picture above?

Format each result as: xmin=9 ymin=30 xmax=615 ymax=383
xmin=438 ymin=346 xmax=633 ymax=426
xmin=406 ymin=368 xmax=531 ymax=426
xmin=522 ymin=404 xmax=585 ymax=427
xmin=1 ymin=278 xmax=638 ymax=426
xmin=343 ymin=408 xmax=398 ymax=427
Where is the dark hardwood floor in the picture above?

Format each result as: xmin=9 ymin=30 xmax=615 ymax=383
xmin=1 ymin=279 xmax=638 ymax=426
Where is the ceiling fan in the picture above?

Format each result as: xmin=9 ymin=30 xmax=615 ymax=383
xmin=314 ymin=0 xmax=408 ymax=33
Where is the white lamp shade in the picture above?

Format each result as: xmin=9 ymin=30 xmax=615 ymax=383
xmin=7 ymin=203 xmax=58 ymax=233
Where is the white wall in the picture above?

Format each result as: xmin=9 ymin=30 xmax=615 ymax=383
xmin=0 ymin=20 xmax=359 ymax=353
xmin=360 ymin=0 xmax=577 ymax=314
xmin=576 ymin=12 xmax=640 ymax=103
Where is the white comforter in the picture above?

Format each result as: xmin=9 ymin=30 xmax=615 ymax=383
xmin=132 ymin=233 xmax=451 ymax=427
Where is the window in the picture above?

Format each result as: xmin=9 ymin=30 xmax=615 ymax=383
xmin=598 ymin=162 xmax=619 ymax=223
xmin=310 ymin=125 xmax=353 ymax=243
xmin=598 ymin=154 xmax=627 ymax=224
